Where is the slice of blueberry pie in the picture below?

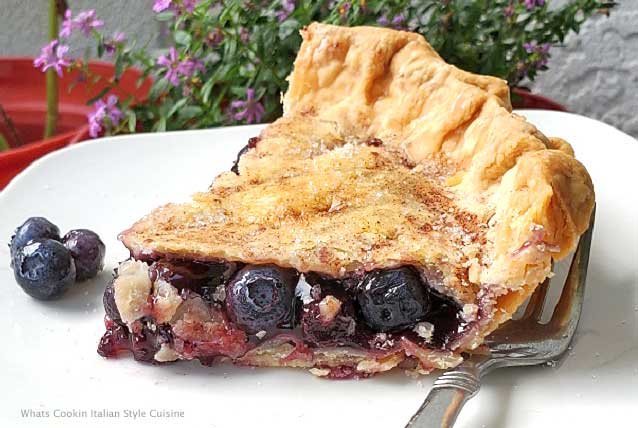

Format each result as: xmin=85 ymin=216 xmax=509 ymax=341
xmin=98 ymin=23 xmax=595 ymax=378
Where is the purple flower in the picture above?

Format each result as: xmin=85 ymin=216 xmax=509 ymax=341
xmin=275 ymin=0 xmax=296 ymax=22
xmin=503 ymin=4 xmax=514 ymax=17
xmin=75 ymin=10 xmax=104 ymax=36
xmin=33 ymin=40 xmax=71 ymax=76
xmin=104 ymin=31 xmax=126 ymax=56
xmin=88 ymin=95 xmax=123 ymax=138
xmin=522 ymin=41 xmax=551 ymax=69
xmin=157 ymin=47 xmax=202 ymax=86
xmin=239 ymin=27 xmax=250 ymax=44
xmin=153 ymin=0 xmax=198 ymax=14
xmin=523 ymin=0 xmax=545 ymax=10
xmin=179 ymin=57 xmax=204 ymax=77
xmin=392 ymin=14 xmax=405 ymax=27
xmin=60 ymin=9 xmax=73 ymax=37
xmin=60 ymin=9 xmax=103 ymax=38
xmin=524 ymin=41 xmax=551 ymax=55
xmin=230 ymin=88 xmax=265 ymax=124
xmin=339 ymin=2 xmax=351 ymax=16
xmin=182 ymin=0 xmax=198 ymax=13
xmin=153 ymin=0 xmax=172 ymax=12
xmin=377 ymin=14 xmax=405 ymax=29
xmin=206 ymin=28 xmax=224 ymax=47
xmin=157 ymin=47 xmax=181 ymax=85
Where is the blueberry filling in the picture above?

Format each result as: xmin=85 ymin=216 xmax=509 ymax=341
xmin=420 ymin=290 xmax=464 ymax=347
xmin=230 ymin=136 xmax=260 ymax=174
xmin=99 ymin=261 xmax=467 ymax=363
xmin=98 ymin=316 xmax=170 ymax=363
xmin=149 ymin=259 xmax=237 ymax=302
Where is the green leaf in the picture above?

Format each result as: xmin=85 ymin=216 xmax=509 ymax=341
xmin=0 ymin=133 xmax=9 ymax=152
xmin=177 ymin=106 xmax=202 ymax=121
xmin=87 ymin=87 xmax=111 ymax=105
xmin=114 ymin=58 xmax=124 ymax=80
xmin=201 ymin=78 xmax=215 ymax=104
xmin=156 ymin=116 xmax=167 ymax=132
xmin=175 ymin=30 xmax=192 ymax=46
xmin=128 ymin=111 xmax=137 ymax=133
xmin=149 ymin=77 xmax=170 ymax=99
xmin=167 ymin=98 xmax=188 ymax=118
xmin=278 ymin=19 xmax=299 ymax=40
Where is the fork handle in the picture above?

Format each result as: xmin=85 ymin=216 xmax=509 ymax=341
xmin=405 ymin=368 xmax=481 ymax=428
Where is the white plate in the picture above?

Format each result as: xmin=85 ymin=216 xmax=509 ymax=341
xmin=0 ymin=111 xmax=636 ymax=428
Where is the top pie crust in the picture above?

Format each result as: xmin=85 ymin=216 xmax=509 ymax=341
xmin=120 ymin=23 xmax=595 ymax=352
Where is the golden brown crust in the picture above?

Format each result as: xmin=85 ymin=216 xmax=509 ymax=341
xmin=119 ymin=23 xmax=595 ymax=364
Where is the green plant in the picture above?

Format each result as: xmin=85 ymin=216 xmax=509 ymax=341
xmin=34 ymin=0 xmax=615 ymax=137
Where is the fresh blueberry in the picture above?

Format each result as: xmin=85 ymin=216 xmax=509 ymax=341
xmin=357 ymin=267 xmax=430 ymax=332
xmin=13 ymin=239 xmax=76 ymax=300
xmin=62 ymin=229 xmax=105 ymax=281
xmin=10 ymin=217 xmax=60 ymax=260
xmin=225 ymin=264 xmax=299 ymax=333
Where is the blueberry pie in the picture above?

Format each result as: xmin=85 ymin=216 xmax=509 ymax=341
xmin=98 ymin=24 xmax=595 ymax=378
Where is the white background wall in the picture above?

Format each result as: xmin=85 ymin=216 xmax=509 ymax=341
xmin=1 ymin=0 xmax=636 ymax=138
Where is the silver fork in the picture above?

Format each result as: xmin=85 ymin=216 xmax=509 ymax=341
xmin=405 ymin=208 xmax=595 ymax=428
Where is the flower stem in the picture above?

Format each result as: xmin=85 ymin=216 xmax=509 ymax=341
xmin=0 ymin=102 xmax=25 ymax=148
xmin=43 ymin=0 xmax=59 ymax=139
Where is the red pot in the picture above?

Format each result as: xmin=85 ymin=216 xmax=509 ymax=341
xmin=511 ymin=88 xmax=567 ymax=112
xmin=0 ymin=58 xmax=151 ymax=189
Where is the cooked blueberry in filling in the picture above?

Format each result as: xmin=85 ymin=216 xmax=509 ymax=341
xmin=97 ymin=321 xmax=130 ymax=358
xmin=129 ymin=317 xmax=162 ymax=362
xmin=225 ymin=264 xmax=299 ymax=333
xmin=102 ymin=279 xmax=121 ymax=321
xmin=230 ymin=136 xmax=260 ymax=174
xmin=421 ymin=291 xmax=463 ymax=347
xmin=300 ymin=274 xmax=371 ymax=348
xmin=357 ymin=267 xmax=430 ymax=332
xmin=150 ymin=259 xmax=236 ymax=301
xmin=97 ymin=314 xmax=171 ymax=363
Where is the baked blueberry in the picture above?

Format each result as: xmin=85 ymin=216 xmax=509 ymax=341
xmin=63 ymin=229 xmax=105 ymax=281
xmin=225 ymin=264 xmax=299 ymax=333
xmin=230 ymin=136 xmax=260 ymax=174
xmin=357 ymin=267 xmax=430 ymax=332
xmin=13 ymin=239 xmax=76 ymax=300
xmin=102 ymin=279 xmax=121 ymax=321
xmin=10 ymin=217 xmax=60 ymax=260
xmin=301 ymin=299 xmax=360 ymax=347
xmin=150 ymin=259 xmax=235 ymax=295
